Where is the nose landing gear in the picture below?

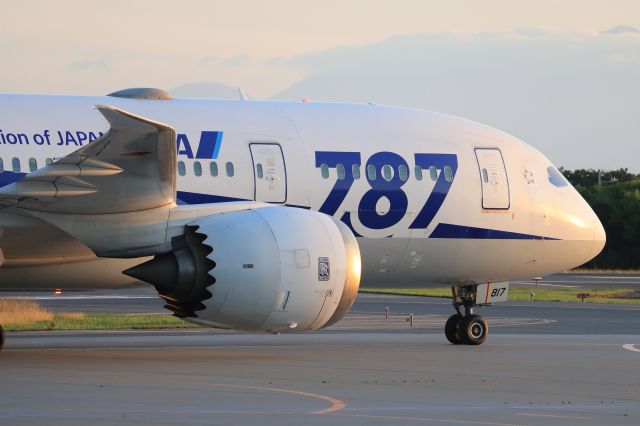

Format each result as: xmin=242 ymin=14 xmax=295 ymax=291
xmin=445 ymin=285 xmax=488 ymax=345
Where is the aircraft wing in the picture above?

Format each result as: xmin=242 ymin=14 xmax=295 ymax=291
xmin=0 ymin=105 xmax=176 ymax=214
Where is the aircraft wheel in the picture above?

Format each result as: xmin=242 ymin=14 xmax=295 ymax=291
xmin=459 ymin=315 xmax=488 ymax=345
xmin=444 ymin=314 xmax=463 ymax=344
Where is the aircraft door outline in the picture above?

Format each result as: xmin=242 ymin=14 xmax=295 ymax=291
xmin=249 ymin=143 xmax=287 ymax=203
xmin=474 ymin=148 xmax=510 ymax=209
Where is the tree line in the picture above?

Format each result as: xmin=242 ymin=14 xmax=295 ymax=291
xmin=559 ymin=168 xmax=640 ymax=269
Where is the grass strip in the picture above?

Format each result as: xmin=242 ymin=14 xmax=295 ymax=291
xmin=3 ymin=313 xmax=199 ymax=332
xmin=360 ymin=287 xmax=640 ymax=304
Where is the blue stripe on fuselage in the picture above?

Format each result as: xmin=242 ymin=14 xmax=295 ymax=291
xmin=176 ymin=190 xmax=311 ymax=210
xmin=0 ymin=171 xmax=27 ymax=186
xmin=176 ymin=191 xmax=245 ymax=205
xmin=429 ymin=223 xmax=558 ymax=240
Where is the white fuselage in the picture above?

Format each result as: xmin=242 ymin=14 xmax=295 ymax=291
xmin=0 ymin=94 xmax=605 ymax=289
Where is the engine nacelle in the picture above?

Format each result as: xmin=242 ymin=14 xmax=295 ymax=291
xmin=124 ymin=207 xmax=361 ymax=332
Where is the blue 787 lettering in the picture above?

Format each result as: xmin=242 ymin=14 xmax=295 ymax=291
xmin=315 ymin=151 xmax=458 ymax=230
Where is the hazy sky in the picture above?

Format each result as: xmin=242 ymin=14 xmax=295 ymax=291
xmin=1 ymin=1 xmax=639 ymax=170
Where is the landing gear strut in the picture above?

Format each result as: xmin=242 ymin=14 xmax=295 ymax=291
xmin=445 ymin=285 xmax=488 ymax=345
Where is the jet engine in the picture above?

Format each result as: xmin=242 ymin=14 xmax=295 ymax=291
xmin=124 ymin=207 xmax=361 ymax=332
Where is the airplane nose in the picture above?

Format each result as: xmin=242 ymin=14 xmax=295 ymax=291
xmin=592 ymin=214 xmax=606 ymax=258
xmin=564 ymin=188 xmax=606 ymax=266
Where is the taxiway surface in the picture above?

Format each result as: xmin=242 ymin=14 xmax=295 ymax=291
xmin=1 ymin=276 xmax=639 ymax=425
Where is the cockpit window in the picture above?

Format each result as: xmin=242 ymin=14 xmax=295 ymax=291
xmin=547 ymin=166 xmax=569 ymax=188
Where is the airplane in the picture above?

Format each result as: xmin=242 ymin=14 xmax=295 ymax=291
xmin=0 ymin=88 xmax=606 ymax=350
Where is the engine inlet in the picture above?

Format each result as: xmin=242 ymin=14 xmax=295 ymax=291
xmin=123 ymin=226 xmax=215 ymax=317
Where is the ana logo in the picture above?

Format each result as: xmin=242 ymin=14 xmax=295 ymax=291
xmin=177 ymin=131 xmax=223 ymax=159
xmin=318 ymin=257 xmax=330 ymax=281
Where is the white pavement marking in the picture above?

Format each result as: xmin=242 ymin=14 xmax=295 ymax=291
xmin=531 ymin=283 xmax=579 ymax=288
xmin=507 ymin=303 xmax=640 ymax=311
xmin=330 ymin=315 xmax=553 ymax=330
xmin=578 ymin=275 xmax=640 ymax=280
xmin=512 ymin=282 xmax=579 ymax=288
xmin=517 ymin=413 xmax=591 ymax=420
xmin=622 ymin=344 xmax=640 ymax=353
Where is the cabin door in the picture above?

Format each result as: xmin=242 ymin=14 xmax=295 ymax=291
xmin=249 ymin=143 xmax=287 ymax=203
xmin=475 ymin=148 xmax=510 ymax=209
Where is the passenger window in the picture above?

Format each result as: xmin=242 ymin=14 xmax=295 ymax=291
xmin=429 ymin=166 xmax=438 ymax=181
xmin=194 ymin=161 xmax=202 ymax=177
xmin=226 ymin=162 xmax=234 ymax=177
xmin=367 ymin=164 xmax=377 ymax=180
xmin=482 ymin=168 xmax=489 ymax=183
xmin=382 ymin=165 xmax=393 ymax=181
xmin=398 ymin=164 xmax=408 ymax=181
xmin=0 ymin=158 xmax=3 ymax=172
xmin=352 ymin=164 xmax=360 ymax=180
xmin=256 ymin=163 xmax=264 ymax=179
xmin=209 ymin=161 xmax=218 ymax=177
xmin=444 ymin=166 xmax=453 ymax=182
xmin=28 ymin=158 xmax=37 ymax=172
xmin=414 ymin=166 xmax=423 ymax=181
xmin=46 ymin=158 xmax=53 ymax=166
xmin=320 ymin=163 xmax=329 ymax=179
xmin=177 ymin=161 xmax=186 ymax=176
xmin=336 ymin=163 xmax=346 ymax=181
xmin=12 ymin=157 xmax=20 ymax=172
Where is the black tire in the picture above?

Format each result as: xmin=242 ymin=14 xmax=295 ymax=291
xmin=459 ymin=315 xmax=488 ymax=345
xmin=444 ymin=314 xmax=463 ymax=344
xmin=0 ymin=324 xmax=4 ymax=352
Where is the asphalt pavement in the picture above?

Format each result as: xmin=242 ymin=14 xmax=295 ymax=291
xmin=1 ymin=273 xmax=639 ymax=425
